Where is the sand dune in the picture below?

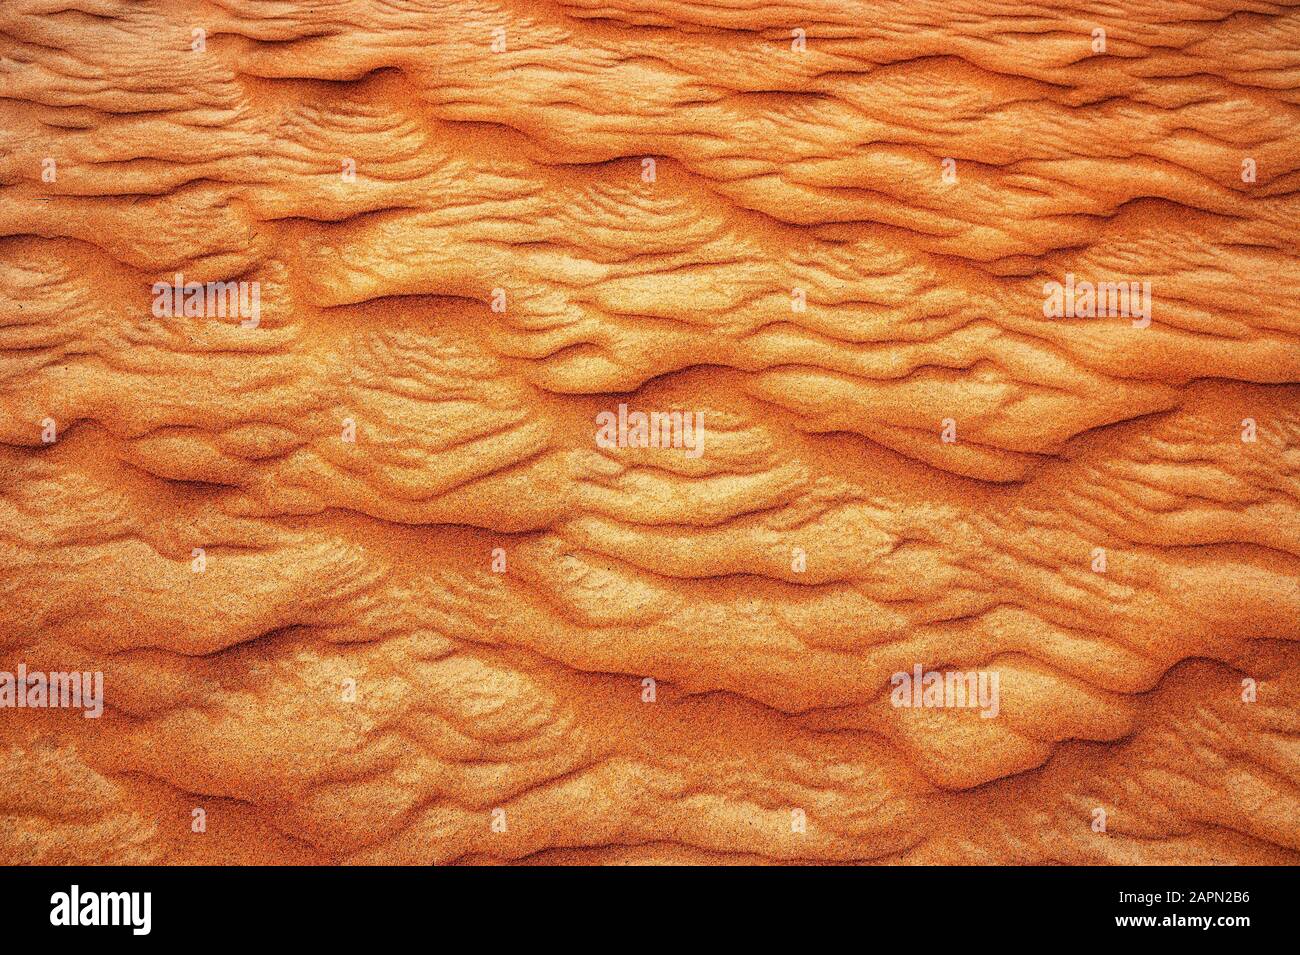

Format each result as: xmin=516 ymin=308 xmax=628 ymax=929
xmin=1 ymin=0 xmax=1298 ymax=864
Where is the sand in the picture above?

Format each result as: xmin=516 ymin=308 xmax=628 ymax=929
xmin=1 ymin=0 xmax=1298 ymax=865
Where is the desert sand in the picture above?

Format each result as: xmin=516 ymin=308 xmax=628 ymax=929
xmin=0 ymin=0 xmax=1298 ymax=865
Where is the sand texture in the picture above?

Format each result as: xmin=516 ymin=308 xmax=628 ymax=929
xmin=1 ymin=0 xmax=1299 ymax=865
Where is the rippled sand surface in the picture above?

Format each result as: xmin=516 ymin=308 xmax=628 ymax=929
xmin=1 ymin=0 xmax=1298 ymax=864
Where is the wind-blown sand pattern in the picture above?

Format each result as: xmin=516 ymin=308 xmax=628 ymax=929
xmin=1 ymin=0 xmax=1298 ymax=865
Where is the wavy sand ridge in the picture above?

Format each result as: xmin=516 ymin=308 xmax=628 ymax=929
xmin=0 ymin=0 xmax=1298 ymax=864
